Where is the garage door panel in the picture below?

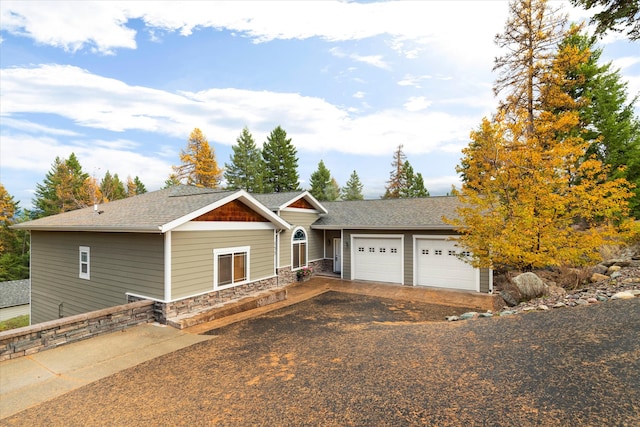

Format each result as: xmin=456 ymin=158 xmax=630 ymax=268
xmin=353 ymin=238 xmax=402 ymax=284
xmin=416 ymin=239 xmax=477 ymax=291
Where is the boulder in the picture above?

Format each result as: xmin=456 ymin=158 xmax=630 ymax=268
xmin=591 ymin=264 xmax=609 ymax=275
xmin=590 ymin=273 xmax=609 ymax=283
xmin=611 ymin=291 xmax=636 ymax=300
xmin=511 ymin=272 xmax=548 ymax=300
xmin=606 ymin=265 xmax=622 ymax=275
xmin=499 ymin=290 xmax=520 ymax=307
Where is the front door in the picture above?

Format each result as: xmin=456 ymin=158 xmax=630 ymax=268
xmin=333 ymin=238 xmax=342 ymax=274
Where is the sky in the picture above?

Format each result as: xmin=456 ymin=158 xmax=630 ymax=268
xmin=1 ymin=1 xmax=639 ymax=209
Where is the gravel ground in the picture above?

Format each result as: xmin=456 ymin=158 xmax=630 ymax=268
xmin=3 ymin=291 xmax=639 ymax=426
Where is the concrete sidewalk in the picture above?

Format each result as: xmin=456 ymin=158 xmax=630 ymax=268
xmin=1 ymin=277 xmax=500 ymax=419
xmin=0 ymin=322 xmax=214 ymax=419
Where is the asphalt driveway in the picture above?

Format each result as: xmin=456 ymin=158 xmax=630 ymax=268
xmin=3 ymin=292 xmax=639 ymax=426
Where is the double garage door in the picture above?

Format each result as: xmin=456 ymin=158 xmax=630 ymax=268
xmin=352 ymin=236 xmax=478 ymax=291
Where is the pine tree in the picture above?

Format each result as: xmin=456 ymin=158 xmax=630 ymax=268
xmin=309 ymin=160 xmax=332 ymax=201
xmin=450 ymin=19 xmax=634 ymax=270
xmin=173 ymin=128 xmax=223 ymax=188
xmin=100 ymin=171 xmax=126 ymax=202
xmin=570 ymin=0 xmax=640 ymax=40
xmin=224 ymin=127 xmax=264 ymax=192
xmin=33 ymin=153 xmax=90 ymax=217
xmin=0 ymin=183 xmax=29 ymax=280
xmin=383 ymin=145 xmax=407 ymax=199
xmin=163 ymin=174 xmax=181 ymax=189
xmin=262 ymin=126 xmax=300 ymax=193
xmin=342 ymin=170 xmax=364 ymax=200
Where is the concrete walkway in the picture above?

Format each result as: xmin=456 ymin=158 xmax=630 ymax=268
xmin=0 ymin=276 xmax=500 ymax=419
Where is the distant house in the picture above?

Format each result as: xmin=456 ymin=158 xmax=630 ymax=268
xmin=13 ymin=185 xmax=492 ymax=325
xmin=0 ymin=280 xmax=30 ymax=321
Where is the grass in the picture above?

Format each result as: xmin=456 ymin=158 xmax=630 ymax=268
xmin=0 ymin=315 xmax=30 ymax=332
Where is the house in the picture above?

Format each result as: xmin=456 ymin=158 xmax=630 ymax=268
xmin=0 ymin=280 xmax=30 ymax=322
xmin=13 ymin=185 xmax=492 ymax=325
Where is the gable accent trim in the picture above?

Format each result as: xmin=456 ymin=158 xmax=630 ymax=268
xmin=160 ymin=190 xmax=290 ymax=233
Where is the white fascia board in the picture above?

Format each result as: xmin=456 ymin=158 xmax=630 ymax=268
xmin=160 ymin=190 xmax=290 ymax=233
xmin=278 ymin=191 xmax=328 ymax=214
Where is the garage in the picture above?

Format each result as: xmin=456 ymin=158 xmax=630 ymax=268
xmin=415 ymin=238 xmax=478 ymax=291
xmin=352 ymin=235 xmax=403 ymax=284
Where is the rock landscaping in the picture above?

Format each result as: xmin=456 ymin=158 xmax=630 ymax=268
xmin=447 ymin=248 xmax=640 ymax=321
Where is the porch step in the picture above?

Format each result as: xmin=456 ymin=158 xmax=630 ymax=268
xmin=166 ymin=288 xmax=288 ymax=330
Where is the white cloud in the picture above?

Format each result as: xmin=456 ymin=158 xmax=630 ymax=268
xmin=397 ymin=74 xmax=432 ymax=88
xmin=349 ymin=53 xmax=390 ymax=70
xmin=1 ymin=117 xmax=82 ymax=136
xmin=1 ymin=64 xmax=477 ymax=158
xmin=403 ymin=96 xmax=432 ymax=112
xmin=352 ymin=91 xmax=366 ymax=99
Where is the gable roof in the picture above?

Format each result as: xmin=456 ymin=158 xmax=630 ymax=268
xmin=13 ymin=186 xmax=290 ymax=233
xmin=252 ymin=191 xmax=328 ymax=213
xmin=0 ymin=280 xmax=30 ymax=308
xmin=311 ymin=196 xmax=460 ymax=230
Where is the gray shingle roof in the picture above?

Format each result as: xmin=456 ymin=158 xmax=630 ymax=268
xmin=312 ymin=196 xmax=460 ymax=230
xmin=12 ymin=186 xmax=288 ymax=233
xmin=0 ymin=280 xmax=30 ymax=308
xmin=251 ymin=192 xmax=308 ymax=210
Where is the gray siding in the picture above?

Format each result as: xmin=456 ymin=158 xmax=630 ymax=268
xmin=278 ymin=210 xmax=323 ymax=267
xmin=480 ymin=268 xmax=491 ymax=293
xmin=171 ymin=229 xmax=275 ymax=300
xmin=31 ymin=231 xmax=164 ymax=324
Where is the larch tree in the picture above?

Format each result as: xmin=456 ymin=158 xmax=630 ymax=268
xmin=126 ymin=176 xmax=147 ymax=197
xmin=570 ymin=0 xmax=640 ymax=40
xmin=261 ymin=126 xmax=300 ymax=193
xmin=309 ymin=160 xmax=332 ymax=201
xmin=173 ymin=128 xmax=223 ymax=188
xmin=382 ymin=145 xmax=407 ymax=199
xmin=450 ymin=18 xmax=634 ymax=271
xmin=493 ymin=0 xmax=567 ymax=133
xmin=325 ymin=178 xmax=341 ymax=201
xmin=224 ymin=127 xmax=264 ymax=193
xmin=342 ymin=170 xmax=364 ymax=201
xmin=0 ymin=184 xmax=29 ymax=280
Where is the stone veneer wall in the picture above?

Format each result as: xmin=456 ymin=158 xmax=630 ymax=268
xmin=0 ymin=300 xmax=155 ymax=361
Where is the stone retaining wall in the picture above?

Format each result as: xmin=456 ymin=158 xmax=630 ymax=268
xmin=0 ymin=300 xmax=155 ymax=361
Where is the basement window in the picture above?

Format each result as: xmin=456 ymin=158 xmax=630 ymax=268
xmin=79 ymin=246 xmax=90 ymax=280
xmin=214 ymin=247 xmax=249 ymax=289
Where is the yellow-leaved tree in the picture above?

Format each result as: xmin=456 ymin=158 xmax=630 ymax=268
xmin=172 ymin=128 xmax=223 ymax=188
xmin=448 ymin=6 xmax=635 ymax=271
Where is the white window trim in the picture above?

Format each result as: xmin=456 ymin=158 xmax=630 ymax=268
xmin=291 ymin=227 xmax=308 ymax=271
xmin=79 ymin=246 xmax=90 ymax=280
xmin=213 ymin=246 xmax=250 ymax=290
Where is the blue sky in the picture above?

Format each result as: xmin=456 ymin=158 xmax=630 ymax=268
xmin=1 ymin=1 xmax=639 ymax=209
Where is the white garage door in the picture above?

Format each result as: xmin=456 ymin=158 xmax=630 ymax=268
xmin=352 ymin=237 xmax=403 ymax=284
xmin=415 ymin=239 xmax=478 ymax=291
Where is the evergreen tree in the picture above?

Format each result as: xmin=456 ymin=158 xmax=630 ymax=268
xmin=383 ymin=145 xmax=407 ymax=199
xmin=570 ymin=0 xmax=640 ymax=40
xmin=342 ymin=170 xmax=364 ymax=200
xmin=0 ymin=184 xmax=30 ymax=280
xmin=309 ymin=160 xmax=332 ymax=201
xmin=262 ymin=126 xmax=300 ymax=193
xmin=173 ymin=128 xmax=223 ymax=188
xmin=224 ymin=127 xmax=264 ymax=192
xmin=411 ymin=172 xmax=429 ymax=198
xmin=326 ymin=177 xmax=341 ymax=201
xmin=33 ymin=153 xmax=90 ymax=217
xmin=557 ymin=28 xmax=640 ymax=217
xmin=100 ymin=171 xmax=126 ymax=202
xmin=126 ymin=176 xmax=147 ymax=197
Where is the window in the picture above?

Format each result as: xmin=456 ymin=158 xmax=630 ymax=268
xmin=79 ymin=246 xmax=90 ymax=280
xmin=214 ymin=247 xmax=249 ymax=289
xmin=292 ymin=228 xmax=307 ymax=270
xmin=369 ymin=247 xmax=375 ymax=253
xmin=435 ymin=250 xmax=443 ymax=256
xmin=358 ymin=247 xmax=365 ymax=252
xmin=390 ymin=248 xmax=398 ymax=254
xmin=379 ymin=247 xmax=386 ymax=253
xmin=448 ymin=250 xmax=456 ymax=256
xmin=422 ymin=249 xmax=429 ymax=255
